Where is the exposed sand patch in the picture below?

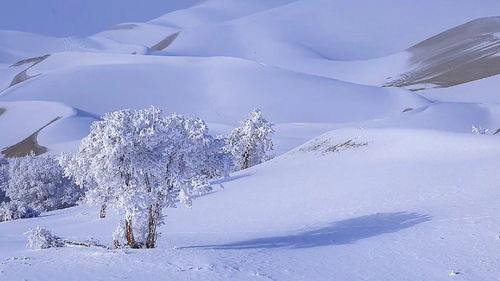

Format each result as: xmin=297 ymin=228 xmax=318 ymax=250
xmin=8 ymin=69 xmax=39 ymax=87
xmin=150 ymin=32 xmax=180 ymax=51
xmin=10 ymin=54 xmax=50 ymax=67
xmin=1 ymin=117 xmax=61 ymax=158
xmin=108 ymin=24 xmax=138 ymax=30
xmin=385 ymin=17 xmax=500 ymax=89
xmin=7 ymin=54 xmax=50 ymax=88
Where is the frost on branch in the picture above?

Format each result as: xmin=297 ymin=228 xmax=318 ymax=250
xmin=227 ymin=108 xmax=274 ymax=171
xmin=25 ymin=226 xmax=63 ymax=249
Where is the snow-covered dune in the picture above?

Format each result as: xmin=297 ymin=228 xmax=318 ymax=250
xmin=1 ymin=128 xmax=499 ymax=280
xmin=4 ymin=8 xmax=500 ymax=153
xmin=157 ymin=0 xmax=500 ymax=77
xmin=326 ymin=16 xmax=500 ymax=93
xmin=0 ymin=52 xmax=429 ymax=124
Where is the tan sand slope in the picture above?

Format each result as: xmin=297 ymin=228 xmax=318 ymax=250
xmin=8 ymin=69 xmax=39 ymax=87
xmin=150 ymin=32 xmax=180 ymax=51
xmin=385 ymin=17 xmax=500 ymax=89
xmin=11 ymin=54 xmax=50 ymax=67
xmin=108 ymin=23 xmax=138 ymax=30
xmin=1 ymin=116 xmax=60 ymax=158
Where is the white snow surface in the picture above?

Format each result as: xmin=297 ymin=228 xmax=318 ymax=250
xmin=1 ymin=129 xmax=500 ymax=281
xmin=1 ymin=0 xmax=500 ymax=280
xmin=422 ymin=74 xmax=500 ymax=104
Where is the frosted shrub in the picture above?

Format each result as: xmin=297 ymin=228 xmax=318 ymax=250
xmin=472 ymin=125 xmax=489 ymax=135
xmin=5 ymin=155 xmax=82 ymax=213
xmin=227 ymin=108 xmax=274 ymax=170
xmin=62 ymin=106 xmax=212 ymax=249
xmin=0 ymin=201 xmax=40 ymax=222
xmin=25 ymin=226 xmax=63 ymax=249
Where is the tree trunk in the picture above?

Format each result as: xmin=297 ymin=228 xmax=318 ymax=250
xmin=125 ymin=217 xmax=139 ymax=248
xmin=99 ymin=204 xmax=107 ymax=218
xmin=146 ymin=203 xmax=160 ymax=248
xmin=242 ymin=150 xmax=250 ymax=170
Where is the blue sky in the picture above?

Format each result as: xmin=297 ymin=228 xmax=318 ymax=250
xmin=0 ymin=0 xmax=201 ymax=37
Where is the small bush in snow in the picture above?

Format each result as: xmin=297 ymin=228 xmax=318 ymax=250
xmin=62 ymin=106 xmax=213 ymax=249
xmin=471 ymin=125 xmax=489 ymax=135
xmin=0 ymin=201 xmax=40 ymax=222
xmin=5 ymin=154 xmax=82 ymax=213
xmin=25 ymin=226 xmax=63 ymax=249
xmin=226 ymin=108 xmax=274 ymax=170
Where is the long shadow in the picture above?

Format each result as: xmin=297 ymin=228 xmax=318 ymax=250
xmin=184 ymin=212 xmax=431 ymax=250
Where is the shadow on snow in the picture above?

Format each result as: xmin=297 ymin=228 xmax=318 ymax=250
xmin=183 ymin=212 xmax=431 ymax=250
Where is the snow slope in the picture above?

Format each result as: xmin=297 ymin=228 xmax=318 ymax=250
xmin=1 ymin=128 xmax=499 ymax=280
xmin=422 ymin=73 xmax=500 ymax=104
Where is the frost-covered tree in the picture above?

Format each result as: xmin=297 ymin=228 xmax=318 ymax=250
xmin=227 ymin=109 xmax=274 ymax=170
xmin=61 ymin=106 xmax=211 ymax=248
xmin=0 ymin=201 xmax=40 ymax=222
xmin=0 ymin=154 xmax=8 ymax=203
xmin=201 ymin=135 xmax=233 ymax=179
xmin=4 ymin=155 xmax=81 ymax=213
